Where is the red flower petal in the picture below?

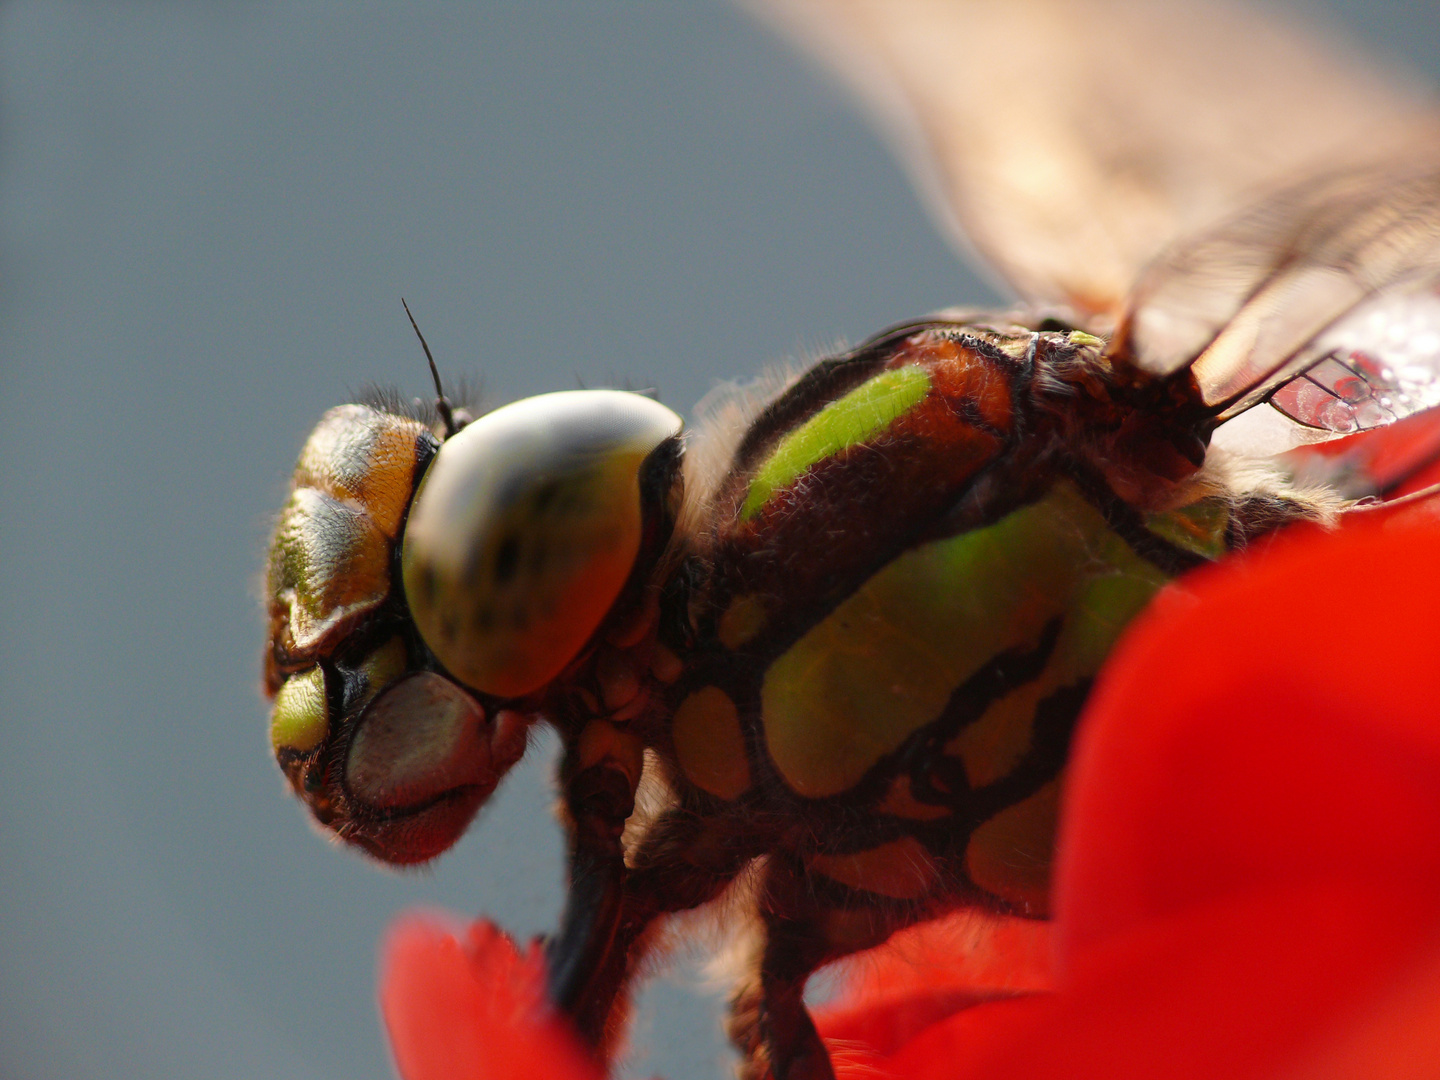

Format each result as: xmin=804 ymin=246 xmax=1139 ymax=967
xmin=1286 ymin=406 xmax=1440 ymax=498
xmin=1057 ymin=516 xmax=1440 ymax=959
xmin=871 ymin=882 xmax=1436 ymax=1080
xmin=816 ymin=913 xmax=1052 ymax=1061
xmin=1288 ymin=933 xmax=1440 ymax=1079
xmin=379 ymin=914 xmax=602 ymax=1080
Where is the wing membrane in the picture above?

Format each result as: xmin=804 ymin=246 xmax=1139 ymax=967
xmin=1114 ymin=156 xmax=1440 ymax=434
xmin=746 ymin=0 xmax=1432 ymax=315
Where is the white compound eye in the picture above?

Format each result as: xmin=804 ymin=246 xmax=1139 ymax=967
xmin=401 ymin=390 xmax=682 ymax=698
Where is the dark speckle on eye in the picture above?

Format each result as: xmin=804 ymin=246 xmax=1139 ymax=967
xmin=532 ymin=479 xmax=560 ymax=512
xmin=555 ymin=486 xmax=582 ymax=514
xmin=494 ymin=533 xmax=520 ymax=584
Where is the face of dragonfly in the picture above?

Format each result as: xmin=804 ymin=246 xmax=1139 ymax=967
xmin=264 ymin=391 xmax=681 ymax=864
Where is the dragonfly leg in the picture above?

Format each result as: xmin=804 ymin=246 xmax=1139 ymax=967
xmin=555 ymin=801 xmax=757 ymax=1054
xmin=732 ymin=852 xmax=946 ymax=1080
xmin=546 ymin=743 xmax=636 ymax=1022
xmin=728 ymin=856 xmax=839 ymax=1080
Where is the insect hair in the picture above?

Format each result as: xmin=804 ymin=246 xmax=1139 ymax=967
xmin=1197 ymin=444 xmax=1345 ymax=529
xmin=679 ymin=341 xmax=853 ymax=537
xmin=356 ymin=375 xmax=484 ymax=435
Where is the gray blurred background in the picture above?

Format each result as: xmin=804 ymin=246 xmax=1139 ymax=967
xmin=0 ymin=3 xmax=1434 ymax=1079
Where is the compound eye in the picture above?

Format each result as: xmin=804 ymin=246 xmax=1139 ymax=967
xmin=402 ymin=390 xmax=682 ymax=698
xmin=343 ymin=673 xmax=524 ymax=864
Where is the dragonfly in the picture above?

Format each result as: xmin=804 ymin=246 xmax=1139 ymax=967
xmin=262 ymin=1 xmax=1440 ymax=1077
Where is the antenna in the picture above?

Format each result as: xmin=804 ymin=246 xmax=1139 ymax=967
xmin=402 ymin=297 xmax=458 ymax=438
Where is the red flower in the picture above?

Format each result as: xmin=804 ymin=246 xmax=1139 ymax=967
xmin=379 ymin=510 xmax=1440 ymax=1080
xmin=380 ymin=915 xmax=601 ymax=1080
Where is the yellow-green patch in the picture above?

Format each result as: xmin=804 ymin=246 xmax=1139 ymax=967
xmin=358 ymin=636 xmax=409 ymax=707
xmin=671 ymin=686 xmax=751 ymax=801
xmin=948 ymin=536 xmax=1165 ymax=788
xmin=965 ymin=780 xmax=1061 ymax=916
xmin=270 ymin=666 xmax=328 ymax=754
xmin=718 ymin=594 xmax=768 ymax=650
xmin=741 ymin=366 xmax=931 ymax=520
xmin=760 ymin=483 xmax=1168 ymax=798
xmin=1146 ymin=498 xmax=1230 ymax=561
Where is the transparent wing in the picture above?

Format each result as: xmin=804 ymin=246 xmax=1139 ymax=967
xmin=745 ymin=0 xmax=1433 ymax=315
xmin=1278 ymin=406 xmax=1440 ymax=503
xmin=1116 ymin=154 xmax=1440 ymax=447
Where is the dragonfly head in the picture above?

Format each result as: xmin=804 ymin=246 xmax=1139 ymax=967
xmin=264 ymin=390 xmax=682 ymax=865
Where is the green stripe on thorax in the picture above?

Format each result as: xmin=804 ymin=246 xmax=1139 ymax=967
xmin=741 ymin=366 xmax=932 ymax=520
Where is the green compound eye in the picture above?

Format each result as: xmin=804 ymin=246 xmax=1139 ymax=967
xmin=402 ymin=390 xmax=682 ymax=698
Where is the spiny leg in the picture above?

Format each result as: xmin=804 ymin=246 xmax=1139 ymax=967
xmin=731 ymin=855 xmax=934 ymax=1080
xmin=727 ymin=855 xmax=839 ymax=1080
xmin=547 ymin=725 xmax=640 ymax=1022
xmin=556 ymin=800 xmax=760 ymax=1054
